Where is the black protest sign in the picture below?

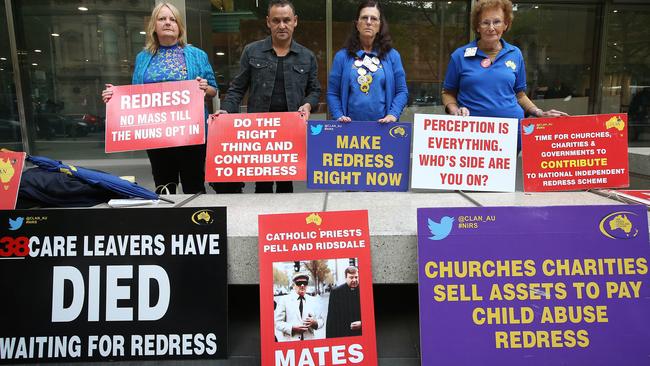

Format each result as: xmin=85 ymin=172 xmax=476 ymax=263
xmin=0 ymin=207 xmax=227 ymax=362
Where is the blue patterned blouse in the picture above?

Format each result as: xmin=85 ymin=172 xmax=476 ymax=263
xmin=143 ymin=44 xmax=188 ymax=83
xmin=132 ymin=44 xmax=217 ymax=121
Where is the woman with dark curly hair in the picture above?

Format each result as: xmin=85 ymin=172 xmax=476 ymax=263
xmin=327 ymin=0 xmax=408 ymax=123
xmin=442 ymin=0 xmax=566 ymax=126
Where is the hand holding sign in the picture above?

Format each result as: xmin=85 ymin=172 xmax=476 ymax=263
xmin=378 ymin=114 xmax=397 ymax=123
xmin=102 ymin=84 xmax=114 ymax=104
xmin=195 ymin=76 xmax=216 ymax=98
xmin=104 ymin=80 xmax=205 ymax=153
xmin=537 ymin=108 xmax=569 ymax=118
xmin=298 ymin=103 xmax=311 ymax=121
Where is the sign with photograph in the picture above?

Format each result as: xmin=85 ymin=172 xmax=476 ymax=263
xmin=521 ymin=113 xmax=629 ymax=191
xmin=417 ymin=205 xmax=650 ymax=366
xmin=105 ymin=80 xmax=205 ymax=153
xmin=258 ymin=210 xmax=377 ymax=366
xmin=206 ymin=112 xmax=306 ymax=182
xmin=307 ymin=121 xmax=411 ymax=191
xmin=0 ymin=207 xmax=227 ymax=363
xmin=411 ymin=114 xmax=518 ymax=192
xmin=0 ymin=150 xmax=25 ymax=210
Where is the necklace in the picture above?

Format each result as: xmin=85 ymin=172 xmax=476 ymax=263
xmin=354 ymin=53 xmax=382 ymax=94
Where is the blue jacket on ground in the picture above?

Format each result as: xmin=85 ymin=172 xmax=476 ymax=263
xmin=327 ymin=48 xmax=408 ymax=121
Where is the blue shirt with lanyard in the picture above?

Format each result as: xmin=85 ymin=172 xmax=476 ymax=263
xmin=348 ymin=50 xmax=386 ymax=121
xmin=443 ymin=39 xmax=527 ymax=120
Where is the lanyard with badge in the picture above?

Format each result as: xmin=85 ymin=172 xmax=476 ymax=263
xmin=465 ymin=46 xmax=492 ymax=68
xmin=354 ymin=53 xmax=381 ymax=94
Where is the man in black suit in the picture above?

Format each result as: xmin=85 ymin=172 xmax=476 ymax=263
xmin=326 ymin=266 xmax=361 ymax=338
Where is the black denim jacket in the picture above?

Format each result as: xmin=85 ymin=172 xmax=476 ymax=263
xmin=221 ymin=37 xmax=321 ymax=113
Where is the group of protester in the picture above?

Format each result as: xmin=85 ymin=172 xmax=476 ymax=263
xmin=101 ymin=0 xmax=567 ymax=195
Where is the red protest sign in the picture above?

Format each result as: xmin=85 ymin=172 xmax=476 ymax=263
xmin=604 ymin=190 xmax=650 ymax=206
xmin=0 ymin=151 xmax=25 ymax=210
xmin=205 ymin=112 xmax=306 ymax=182
xmin=258 ymin=210 xmax=377 ymax=366
xmin=521 ymin=113 xmax=629 ymax=191
xmin=105 ymin=80 xmax=205 ymax=153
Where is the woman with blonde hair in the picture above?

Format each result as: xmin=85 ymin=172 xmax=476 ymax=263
xmin=102 ymin=2 xmax=216 ymax=194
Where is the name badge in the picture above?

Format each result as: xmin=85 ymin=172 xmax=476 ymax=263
xmin=464 ymin=47 xmax=477 ymax=57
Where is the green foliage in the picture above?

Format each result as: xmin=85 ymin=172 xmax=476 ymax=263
xmin=304 ymin=259 xmax=331 ymax=295
xmin=273 ymin=267 xmax=289 ymax=287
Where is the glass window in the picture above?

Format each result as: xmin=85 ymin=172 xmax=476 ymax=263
xmin=601 ymin=5 xmax=650 ymax=145
xmin=332 ymin=0 xmax=469 ymax=121
xmin=508 ymin=3 xmax=597 ymax=116
xmin=13 ymin=0 xmax=154 ymax=159
xmin=211 ymin=0 xmax=326 ymax=116
xmin=0 ymin=2 xmax=22 ymax=150
xmin=103 ymin=28 xmax=119 ymax=60
xmin=130 ymin=29 xmax=145 ymax=61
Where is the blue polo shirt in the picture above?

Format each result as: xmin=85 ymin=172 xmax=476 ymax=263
xmin=443 ymin=39 xmax=526 ymax=120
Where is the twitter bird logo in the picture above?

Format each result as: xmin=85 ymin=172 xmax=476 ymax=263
xmin=310 ymin=124 xmax=323 ymax=135
xmin=8 ymin=217 xmax=24 ymax=231
xmin=523 ymin=124 xmax=535 ymax=135
xmin=427 ymin=216 xmax=454 ymax=240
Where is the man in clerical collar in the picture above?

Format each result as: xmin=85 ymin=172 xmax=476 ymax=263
xmin=275 ymin=273 xmax=324 ymax=341
xmin=326 ymin=266 xmax=362 ymax=338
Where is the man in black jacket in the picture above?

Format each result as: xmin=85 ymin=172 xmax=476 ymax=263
xmin=215 ymin=0 xmax=321 ymax=193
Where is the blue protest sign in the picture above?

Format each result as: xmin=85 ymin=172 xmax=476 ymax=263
xmin=307 ymin=121 xmax=411 ymax=191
